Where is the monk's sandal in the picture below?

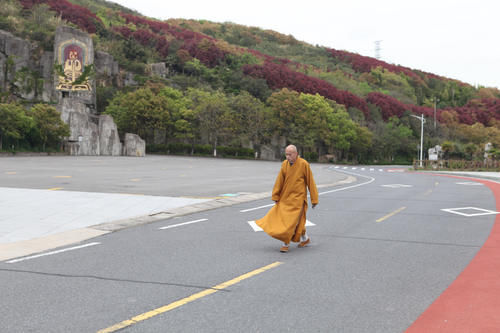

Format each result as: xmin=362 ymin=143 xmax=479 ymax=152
xmin=280 ymin=245 xmax=289 ymax=253
xmin=298 ymin=238 xmax=311 ymax=248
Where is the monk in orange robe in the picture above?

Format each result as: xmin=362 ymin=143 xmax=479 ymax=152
xmin=256 ymin=145 xmax=318 ymax=252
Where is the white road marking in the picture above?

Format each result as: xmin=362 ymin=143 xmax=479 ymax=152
xmin=248 ymin=220 xmax=315 ymax=232
xmin=379 ymin=169 xmax=384 ymax=172
xmin=318 ymin=171 xmax=375 ymax=196
xmin=6 ymin=242 xmax=101 ymax=264
xmin=456 ymin=182 xmax=483 ymax=186
xmin=370 ymin=168 xmax=374 ymax=171
xmin=240 ymin=203 xmax=274 ymax=213
xmin=441 ymin=207 xmax=499 ymax=217
xmin=242 ymin=169 xmax=374 ymax=213
xmin=361 ymin=168 xmax=366 ymax=171
xmin=159 ymin=218 xmax=208 ymax=230
xmin=381 ymin=184 xmax=413 ymax=188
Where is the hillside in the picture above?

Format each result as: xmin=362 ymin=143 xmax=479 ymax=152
xmin=1 ymin=0 xmax=500 ymax=163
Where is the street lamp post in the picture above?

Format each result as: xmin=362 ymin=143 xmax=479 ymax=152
xmin=411 ymin=114 xmax=425 ymax=167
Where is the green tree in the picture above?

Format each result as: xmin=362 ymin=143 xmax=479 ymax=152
xmin=228 ymin=91 xmax=270 ymax=148
xmin=385 ymin=117 xmax=415 ymax=162
xmin=0 ymin=103 xmax=32 ymax=150
xmin=105 ymin=88 xmax=170 ymax=142
xmin=266 ymin=88 xmax=304 ymax=144
xmin=298 ymin=93 xmax=335 ymax=153
xmin=157 ymin=86 xmax=198 ymax=145
xmin=464 ymin=143 xmax=477 ymax=160
xmin=350 ymin=125 xmax=373 ymax=163
xmin=28 ymin=104 xmax=69 ymax=151
xmin=441 ymin=140 xmax=454 ymax=159
xmin=0 ymin=0 xmax=22 ymax=32
xmin=186 ymin=88 xmax=231 ymax=156
xmin=326 ymin=104 xmax=358 ymax=160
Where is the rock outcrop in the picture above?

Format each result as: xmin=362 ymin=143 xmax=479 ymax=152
xmin=123 ymin=133 xmax=146 ymax=157
xmin=0 ymin=26 xmax=146 ymax=157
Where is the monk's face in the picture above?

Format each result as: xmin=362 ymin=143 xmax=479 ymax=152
xmin=285 ymin=147 xmax=298 ymax=164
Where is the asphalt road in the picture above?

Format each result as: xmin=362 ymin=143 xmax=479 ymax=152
xmin=0 ymin=158 xmax=498 ymax=332
xmin=0 ymin=155 xmax=346 ymax=197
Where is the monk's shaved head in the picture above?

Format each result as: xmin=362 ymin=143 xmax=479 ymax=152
xmin=285 ymin=145 xmax=298 ymax=164
xmin=286 ymin=145 xmax=297 ymax=153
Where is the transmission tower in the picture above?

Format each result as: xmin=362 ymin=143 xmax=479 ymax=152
xmin=374 ymin=40 xmax=382 ymax=60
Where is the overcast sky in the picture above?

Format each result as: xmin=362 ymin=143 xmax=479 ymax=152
xmin=111 ymin=0 xmax=500 ymax=89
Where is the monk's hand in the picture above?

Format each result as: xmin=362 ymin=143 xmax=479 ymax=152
xmin=312 ymin=203 xmax=317 ymax=209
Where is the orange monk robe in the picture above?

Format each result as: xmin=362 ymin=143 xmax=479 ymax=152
xmin=256 ymin=156 xmax=318 ymax=244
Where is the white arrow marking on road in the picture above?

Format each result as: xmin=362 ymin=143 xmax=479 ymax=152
xmin=248 ymin=220 xmax=316 ymax=232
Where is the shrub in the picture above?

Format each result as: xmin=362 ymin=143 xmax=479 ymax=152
xmin=304 ymin=151 xmax=318 ymax=162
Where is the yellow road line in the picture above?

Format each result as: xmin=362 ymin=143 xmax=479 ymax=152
xmin=97 ymin=261 xmax=283 ymax=333
xmin=5 ymin=171 xmax=17 ymax=175
xmin=376 ymin=206 xmax=406 ymax=223
xmin=52 ymin=175 xmax=72 ymax=178
xmin=48 ymin=187 xmax=63 ymax=191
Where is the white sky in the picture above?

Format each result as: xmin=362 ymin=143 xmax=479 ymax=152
xmin=111 ymin=0 xmax=500 ymax=89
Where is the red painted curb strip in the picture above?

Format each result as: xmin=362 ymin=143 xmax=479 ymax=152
xmin=406 ymin=175 xmax=500 ymax=333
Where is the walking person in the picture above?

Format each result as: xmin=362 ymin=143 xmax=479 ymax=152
xmin=256 ymin=145 xmax=318 ymax=252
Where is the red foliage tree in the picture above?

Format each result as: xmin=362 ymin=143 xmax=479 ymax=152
xmin=366 ymin=92 xmax=434 ymax=120
xmin=113 ymin=26 xmax=132 ymax=39
xmin=449 ymin=98 xmax=500 ymax=125
xmin=243 ymin=61 xmax=369 ymax=114
xmin=327 ymin=48 xmax=445 ymax=82
xmin=20 ymin=0 xmax=102 ymax=33
xmin=119 ymin=13 xmax=227 ymax=66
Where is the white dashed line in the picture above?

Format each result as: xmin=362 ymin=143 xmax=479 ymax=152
xmin=159 ymin=219 xmax=208 ymax=230
xmin=6 ymin=242 xmax=101 ymax=264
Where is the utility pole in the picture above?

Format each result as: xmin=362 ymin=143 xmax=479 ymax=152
xmin=411 ymin=114 xmax=425 ymax=167
xmin=432 ymin=97 xmax=439 ymax=130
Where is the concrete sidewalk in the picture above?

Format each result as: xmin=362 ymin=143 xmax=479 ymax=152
xmin=0 ymin=183 xmax=295 ymax=261
xmin=0 ymin=187 xmax=210 ymax=244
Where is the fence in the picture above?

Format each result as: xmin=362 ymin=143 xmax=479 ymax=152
xmin=413 ymin=159 xmax=500 ymax=171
